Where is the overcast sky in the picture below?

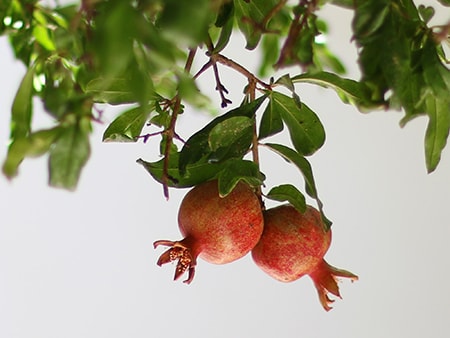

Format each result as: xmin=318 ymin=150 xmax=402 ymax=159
xmin=1 ymin=2 xmax=450 ymax=338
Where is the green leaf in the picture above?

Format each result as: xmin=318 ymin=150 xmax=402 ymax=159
xmin=103 ymin=106 xmax=153 ymax=142
xmin=11 ymin=66 xmax=35 ymax=139
xmin=290 ymin=72 xmax=383 ymax=110
xmin=418 ymin=5 xmax=435 ymax=23
xmin=259 ymin=92 xmax=284 ymax=140
xmin=437 ymin=0 xmax=450 ymax=6
xmin=213 ymin=12 xmax=234 ymax=53
xmin=85 ymin=78 xmax=139 ymax=105
xmin=2 ymin=127 xmax=62 ymax=179
xmin=158 ymin=0 xmax=212 ymax=44
xmin=179 ymin=95 xmax=267 ymax=172
xmin=424 ymin=95 xmax=450 ymax=173
xmin=266 ymin=184 xmax=306 ymax=213
xmin=263 ymin=143 xmax=331 ymax=229
xmin=217 ymin=159 xmax=264 ymax=197
xmin=352 ymin=0 xmax=389 ymax=39
xmin=271 ymin=92 xmax=325 ymax=156
xmin=32 ymin=24 xmax=56 ymax=51
xmin=137 ymin=153 xmax=223 ymax=189
xmin=233 ymin=0 xmax=278 ymax=50
xmin=49 ymin=117 xmax=91 ymax=190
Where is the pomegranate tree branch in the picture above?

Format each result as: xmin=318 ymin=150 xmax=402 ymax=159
xmin=162 ymin=48 xmax=197 ymax=199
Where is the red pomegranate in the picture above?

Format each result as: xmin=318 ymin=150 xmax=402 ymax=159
xmin=154 ymin=180 xmax=264 ymax=284
xmin=251 ymin=204 xmax=357 ymax=311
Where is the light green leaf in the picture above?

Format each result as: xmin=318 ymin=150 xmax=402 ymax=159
xmin=49 ymin=117 xmax=91 ymax=190
xmin=103 ymin=106 xmax=153 ymax=142
xmin=85 ymin=78 xmax=137 ymax=105
xmin=291 ymin=72 xmax=382 ymax=109
xmin=2 ymin=127 xmax=62 ymax=179
xmin=11 ymin=66 xmax=35 ymax=139
xmin=266 ymin=184 xmax=306 ymax=213
xmin=32 ymin=24 xmax=56 ymax=51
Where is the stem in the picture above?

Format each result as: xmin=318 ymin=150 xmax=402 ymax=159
xmin=161 ymin=48 xmax=197 ymax=199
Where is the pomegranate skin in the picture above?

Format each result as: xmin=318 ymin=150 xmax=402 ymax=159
xmin=154 ymin=180 xmax=264 ymax=284
xmin=251 ymin=204 xmax=357 ymax=311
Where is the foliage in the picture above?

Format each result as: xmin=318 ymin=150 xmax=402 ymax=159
xmin=1 ymin=0 xmax=449 ymax=228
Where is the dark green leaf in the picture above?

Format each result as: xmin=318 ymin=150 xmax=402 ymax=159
xmin=418 ymin=5 xmax=435 ymax=23
xmin=290 ymin=72 xmax=383 ymax=110
xmin=2 ymin=127 xmax=62 ymax=179
xmin=213 ymin=13 xmax=234 ymax=53
xmin=103 ymin=106 xmax=153 ymax=142
xmin=271 ymin=92 xmax=325 ymax=156
xmin=217 ymin=159 xmax=264 ymax=197
xmin=11 ymin=66 xmax=34 ymax=139
xmin=49 ymin=117 xmax=91 ymax=190
xmin=179 ymin=95 xmax=267 ymax=172
xmin=259 ymin=92 xmax=284 ymax=140
xmin=137 ymin=153 xmax=223 ymax=189
xmin=437 ymin=0 xmax=450 ymax=6
xmin=158 ymin=0 xmax=212 ymax=44
xmin=208 ymin=116 xmax=254 ymax=161
xmin=266 ymin=184 xmax=306 ymax=213
xmin=263 ymin=143 xmax=331 ymax=229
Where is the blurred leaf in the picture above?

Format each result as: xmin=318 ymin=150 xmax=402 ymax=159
xmin=233 ymin=0 xmax=278 ymax=50
xmin=158 ymin=0 xmax=212 ymax=44
xmin=264 ymin=143 xmax=331 ymax=229
xmin=437 ymin=0 xmax=450 ymax=5
xmin=85 ymin=78 xmax=138 ymax=105
xmin=271 ymin=92 xmax=325 ymax=156
xmin=217 ymin=159 xmax=264 ymax=197
xmin=417 ymin=5 xmax=435 ymax=23
xmin=179 ymin=95 xmax=267 ymax=172
xmin=11 ymin=66 xmax=35 ymax=139
xmin=266 ymin=184 xmax=306 ymax=213
xmin=291 ymin=71 xmax=383 ymax=110
xmin=258 ymin=91 xmax=284 ymax=140
xmin=2 ymin=127 xmax=62 ymax=179
xmin=213 ymin=11 xmax=234 ymax=53
xmin=49 ymin=117 xmax=91 ymax=190
xmin=103 ymin=106 xmax=153 ymax=142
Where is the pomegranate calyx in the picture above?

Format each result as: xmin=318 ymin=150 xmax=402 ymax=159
xmin=309 ymin=260 xmax=358 ymax=311
xmin=153 ymin=240 xmax=196 ymax=284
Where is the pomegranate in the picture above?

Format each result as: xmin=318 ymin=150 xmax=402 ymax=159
xmin=154 ymin=180 xmax=264 ymax=284
xmin=251 ymin=204 xmax=357 ymax=311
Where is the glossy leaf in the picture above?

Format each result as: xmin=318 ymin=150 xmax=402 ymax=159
xmin=290 ymin=72 xmax=382 ymax=110
xmin=137 ymin=154 xmax=223 ymax=189
xmin=48 ymin=118 xmax=91 ymax=190
xmin=264 ymin=143 xmax=331 ymax=229
xmin=179 ymin=95 xmax=267 ymax=172
xmin=217 ymin=159 xmax=264 ymax=197
xmin=266 ymin=184 xmax=306 ymax=213
xmin=103 ymin=106 xmax=153 ymax=142
xmin=271 ymin=92 xmax=325 ymax=156
xmin=259 ymin=92 xmax=284 ymax=140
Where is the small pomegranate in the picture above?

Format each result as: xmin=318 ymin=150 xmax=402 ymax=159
xmin=251 ymin=204 xmax=357 ymax=311
xmin=154 ymin=180 xmax=264 ymax=284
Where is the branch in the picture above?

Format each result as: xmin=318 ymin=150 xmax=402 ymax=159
xmin=161 ymin=48 xmax=197 ymax=199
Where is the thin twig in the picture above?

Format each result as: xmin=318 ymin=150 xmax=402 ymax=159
xmin=161 ymin=48 xmax=197 ymax=199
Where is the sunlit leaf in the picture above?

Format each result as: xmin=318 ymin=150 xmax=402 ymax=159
xmin=103 ymin=106 xmax=153 ymax=142
xmin=49 ymin=117 xmax=91 ymax=190
xmin=11 ymin=66 xmax=34 ymax=139
xmin=2 ymin=127 xmax=62 ymax=179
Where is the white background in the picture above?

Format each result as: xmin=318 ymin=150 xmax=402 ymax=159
xmin=1 ymin=2 xmax=450 ymax=338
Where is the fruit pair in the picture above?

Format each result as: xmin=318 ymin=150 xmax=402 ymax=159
xmin=154 ymin=180 xmax=357 ymax=310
